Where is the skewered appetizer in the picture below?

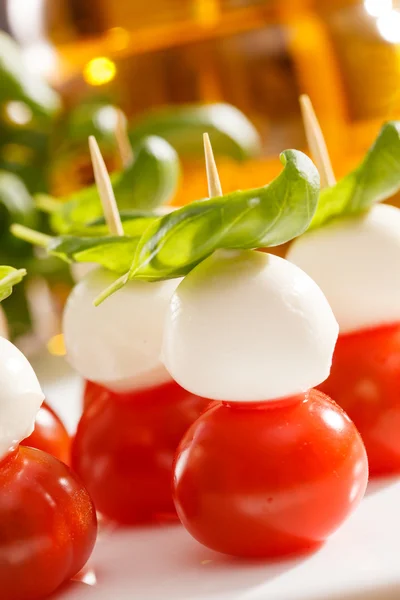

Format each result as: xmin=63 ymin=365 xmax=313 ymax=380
xmin=87 ymin=136 xmax=368 ymax=558
xmin=13 ymin=135 xmax=210 ymax=525
xmin=12 ymin=130 xmax=368 ymax=548
xmin=287 ymin=96 xmax=400 ymax=476
xmin=0 ymin=267 xmax=96 ymax=600
xmin=66 ymin=140 xmax=211 ymax=524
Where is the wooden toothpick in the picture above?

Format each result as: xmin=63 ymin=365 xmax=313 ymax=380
xmin=203 ymin=133 xmax=223 ymax=197
xmin=89 ymin=136 xmax=124 ymax=236
xmin=299 ymin=95 xmax=336 ymax=189
xmin=115 ymin=109 xmax=134 ymax=169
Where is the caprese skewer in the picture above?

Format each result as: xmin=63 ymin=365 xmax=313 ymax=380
xmin=97 ymin=137 xmax=368 ymax=558
xmin=287 ymin=96 xmax=400 ymax=476
xmin=0 ymin=268 xmax=96 ymax=600
xmin=64 ymin=137 xmax=210 ymax=524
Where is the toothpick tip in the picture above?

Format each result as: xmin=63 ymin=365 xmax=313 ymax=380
xmin=299 ymin=94 xmax=314 ymax=111
xmin=203 ymin=132 xmax=223 ymax=198
xmin=299 ymin=94 xmax=336 ymax=188
xmin=117 ymin=108 xmax=127 ymax=126
xmin=88 ymin=135 xmax=104 ymax=175
xmin=88 ymin=135 xmax=124 ymax=236
xmin=88 ymin=135 xmax=99 ymax=158
xmin=114 ymin=109 xmax=134 ymax=168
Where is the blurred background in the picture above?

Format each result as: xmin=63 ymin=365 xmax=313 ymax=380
xmin=0 ymin=0 xmax=399 ymax=350
xmin=2 ymin=0 xmax=400 ymax=183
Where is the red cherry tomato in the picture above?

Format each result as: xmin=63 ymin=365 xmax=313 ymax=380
xmin=83 ymin=380 xmax=109 ymax=410
xmin=0 ymin=446 xmax=97 ymax=600
xmin=23 ymin=402 xmax=70 ymax=464
xmin=173 ymin=389 xmax=368 ymax=558
xmin=319 ymin=323 xmax=400 ymax=476
xmin=71 ymin=380 xmax=211 ymax=525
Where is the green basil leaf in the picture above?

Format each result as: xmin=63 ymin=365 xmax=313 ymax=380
xmin=94 ymin=149 xmax=319 ymax=304
xmin=49 ymin=236 xmax=139 ymax=274
xmin=131 ymin=149 xmax=319 ymax=280
xmin=81 ymin=210 xmax=159 ymax=237
xmin=11 ymin=224 xmax=141 ymax=275
xmin=0 ymin=266 xmax=26 ymax=302
xmin=311 ymin=121 xmax=400 ymax=229
xmin=129 ymin=103 xmax=261 ymax=161
xmin=115 ymin=136 xmax=180 ymax=211
xmin=45 ymin=172 xmax=121 ymax=235
xmin=0 ymin=32 xmax=60 ymax=118
xmin=41 ymin=136 xmax=180 ymax=234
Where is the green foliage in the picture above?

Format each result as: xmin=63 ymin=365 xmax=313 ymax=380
xmin=129 ymin=103 xmax=261 ymax=160
xmin=311 ymin=122 xmax=400 ymax=229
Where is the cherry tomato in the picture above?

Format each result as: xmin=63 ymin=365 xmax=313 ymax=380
xmin=71 ymin=380 xmax=210 ymax=525
xmin=23 ymin=402 xmax=70 ymax=464
xmin=173 ymin=389 xmax=368 ymax=558
xmin=0 ymin=446 xmax=97 ymax=600
xmin=319 ymin=323 xmax=400 ymax=476
xmin=83 ymin=379 xmax=109 ymax=410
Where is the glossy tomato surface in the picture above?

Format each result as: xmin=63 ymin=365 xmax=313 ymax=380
xmin=83 ymin=380 xmax=109 ymax=410
xmin=72 ymin=380 xmax=211 ymax=525
xmin=319 ymin=323 xmax=400 ymax=476
xmin=0 ymin=446 xmax=97 ymax=600
xmin=173 ymin=389 xmax=368 ymax=558
xmin=23 ymin=402 xmax=70 ymax=464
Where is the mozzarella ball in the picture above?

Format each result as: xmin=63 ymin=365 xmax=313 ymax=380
xmin=63 ymin=267 xmax=181 ymax=392
xmin=287 ymin=204 xmax=400 ymax=334
xmin=162 ymin=250 xmax=338 ymax=402
xmin=0 ymin=336 xmax=44 ymax=460
xmin=70 ymin=262 xmax=96 ymax=283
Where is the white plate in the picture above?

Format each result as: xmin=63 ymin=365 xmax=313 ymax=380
xmin=33 ymin=354 xmax=400 ymax=600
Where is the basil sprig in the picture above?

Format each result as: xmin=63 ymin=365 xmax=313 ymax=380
xmin=311 ymin=121 xmax=400 ymax=229
xmin=95 ymin=149 xmax=319 ymax=303
xmin=38 ymin=136 xmax=180 ymax=234
xmin=11 ymin=220 xmax=154 ymax=275
xmin=72 ymin=210 xmax=158 ymax=237
xmin=48 ymin=236 xmax=139 ymax=274
xmin=0 ymin=266 xmax=26 ymax=302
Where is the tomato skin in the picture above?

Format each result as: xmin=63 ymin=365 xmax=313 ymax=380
xmin=23 ymin=402 xmax=70 ymax=464
xmin=173 ymin=389 xmax=368 ymax=558
xmin=319 ymin=323 xmax=400 ymax=476
xmin=83 ymin=380 xmax=109 ymax=410
xmin=71 ymin=381 xmax=211 ymax=525
xmin=0 ymin=446 xmax=97 ymax=600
